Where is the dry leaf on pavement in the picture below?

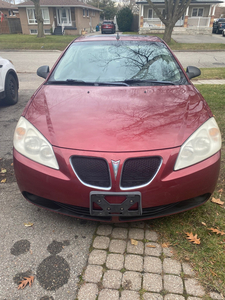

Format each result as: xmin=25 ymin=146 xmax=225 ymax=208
xmin=18 ymin=276 xmax=34 ymax=290
xmin=211 ymin=197 xmax=224 ymax=206
xmin=0 ymin=168 xmax=6 ymax=174
xmin=24 ymin=222 xmax=34 ymax=227
xmin=201 ymin=222 xmax=207 ymax=226
xmin=208 ymin=228 xmax=225 ymax=236
xmin=185 ymin=232 xmax=201 ymax=245
xmin=162 ymin=242 xmax=170 ymax=248
xmin=1 ymin=178 xmax=6 ymax=183
xmin=146 ymin=244 xmax=156 ymax=248
xmin=130 ymin=239 xmax=138 ymax=246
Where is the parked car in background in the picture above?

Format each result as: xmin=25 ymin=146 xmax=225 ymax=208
xmin=0 ymin=56 xmax=19 ymax=106
xmin=212 ymin=18 xmax=225 ymax=34
xmin=101 ymin=20 xmax=115 ymax=34
xmin=13 ymin=35 xmax=221 ymax=223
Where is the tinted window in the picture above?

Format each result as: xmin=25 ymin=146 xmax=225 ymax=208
xmin=49 ymin=41 xmax=186 ymax=85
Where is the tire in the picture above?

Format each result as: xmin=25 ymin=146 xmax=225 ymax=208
xmin=4 ymin=74 xmax=18 ymax=106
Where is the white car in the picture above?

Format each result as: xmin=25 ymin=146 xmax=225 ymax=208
xmin=0 ymin=56 xmax=19 ymax=105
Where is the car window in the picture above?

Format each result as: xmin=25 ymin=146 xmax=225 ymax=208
xmin=49 ymin=41 xmax=187 ymax=85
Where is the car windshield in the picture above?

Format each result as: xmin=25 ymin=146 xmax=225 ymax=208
xmin=48 ymin=40 xmax=187 ymax=85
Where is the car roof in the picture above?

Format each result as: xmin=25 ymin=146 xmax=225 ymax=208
xmin=73 ymin=35 xmax=163 ymax=43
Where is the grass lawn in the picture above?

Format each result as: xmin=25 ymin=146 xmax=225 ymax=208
xmin=123 ymin=32 xmax=225 ymax=51
xmin=196 ymin=68 xmax=225 ymax=80
xmin=0 ymin=34 xmax=78 ymax=51
xmin=1 ymin=33 xmax=225 ymax=51
xmin=149 ymin=84 xmax=225 ymax=297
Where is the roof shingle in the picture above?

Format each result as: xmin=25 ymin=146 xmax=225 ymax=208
xmin=17 ymin=0 xmax=101 ymax=11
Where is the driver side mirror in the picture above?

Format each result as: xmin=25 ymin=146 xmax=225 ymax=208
xmin=37 ymin=65 xmax=50 ymax=79
xmin=186 ymin=66 xmax=201 ymax=80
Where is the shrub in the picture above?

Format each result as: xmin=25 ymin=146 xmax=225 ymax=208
xmin=116 ymin=7 xmax=133 ymax=32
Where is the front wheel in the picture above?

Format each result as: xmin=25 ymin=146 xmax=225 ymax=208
xmin=3 ymin=74 xmax=18 ymax=106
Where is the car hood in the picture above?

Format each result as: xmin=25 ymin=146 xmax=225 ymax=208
xmin=25 ymin=85 xmax=210 ymax=152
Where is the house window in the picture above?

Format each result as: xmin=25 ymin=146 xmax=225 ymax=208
xmin=44 ymin=29 xmax=51 ymax=34
xmin=92 ymin=10 xmax=95 ymax=16
xmin=27 ymin=8 xmax=50 ymax=24
xmin=87 ymin=9 xmax=89 ymax=17
xmin=83 ymin=9 xmax=85 ymax=17
xmin=30 ymin=29 xmax=38 ymax=34
xmin=148 ymin=9 xmax=153 ymax=18
xmin=192 ymin=8 xmax=204 ymax=17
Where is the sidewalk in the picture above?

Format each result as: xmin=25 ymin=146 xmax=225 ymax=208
xmin=76 ymin=223 xmax=224 ymax=300
xmin=192 ymin=79 xmax=225 ymax=85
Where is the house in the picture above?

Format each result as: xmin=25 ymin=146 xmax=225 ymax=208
xmin=0 ymin=0 xmax=21 ymax=34
xmin=17 ymin=0 xmax=101 ymax=35
xmin=136 ymin=0 xmax=223 ymax=34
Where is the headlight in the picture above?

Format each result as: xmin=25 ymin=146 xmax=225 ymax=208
xmin=175 ymin=117 xmax=221 ymax=170
xmin=14 ymin=117 xmax=59 ymax=170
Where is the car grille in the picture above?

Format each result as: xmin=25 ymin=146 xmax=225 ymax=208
xmin=70 ymin=156 xmax=111 ymax=189
xmin=121 ymin=157 xmax=161 ymax=188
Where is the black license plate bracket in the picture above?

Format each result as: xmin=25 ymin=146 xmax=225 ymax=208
xmin=90 ymin=191 xmax=142 ymax=217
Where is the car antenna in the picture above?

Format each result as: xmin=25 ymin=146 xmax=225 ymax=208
xmin=116 ymin=32 xmax=120 ymax=40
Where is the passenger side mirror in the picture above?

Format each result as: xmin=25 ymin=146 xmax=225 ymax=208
xmin=186 ymin=66 xmax=201 ymax=80
xmin=37 ymin=65 xmax=50 ymax=79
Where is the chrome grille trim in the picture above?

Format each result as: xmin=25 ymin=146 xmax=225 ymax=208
xmin=70 ymin=156 xmax=112 ymax=190
xmin=120 ymin=157 xmax=162 ymax=190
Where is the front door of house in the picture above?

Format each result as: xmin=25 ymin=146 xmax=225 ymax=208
xmin=57 ymin=8 xmax=71 ymax=26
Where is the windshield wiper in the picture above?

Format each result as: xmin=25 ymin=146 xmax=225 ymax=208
xmin=123 ymin=79 xmax=176 ymax=85
xmin=47 ymin=79 xmax=129 ymax=86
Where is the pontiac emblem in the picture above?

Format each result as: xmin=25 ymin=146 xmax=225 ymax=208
xmin=111 ymin=160 xmax=120 ymax=180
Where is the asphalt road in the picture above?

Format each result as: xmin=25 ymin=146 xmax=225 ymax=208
xmin=0 ymin=51 xmax=97 ymax=300
xmin=0 ymin=48 xmax=225 ymax=299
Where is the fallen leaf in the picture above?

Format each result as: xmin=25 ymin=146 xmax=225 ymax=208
xmin=210 ymin=269 xmax=218 ymax=277
xmin=18 ymin=276 xmax=34 ymax=290
xmin=0 ymin=168 xmax=6 ymax=174
xmin=162 ymin=242 xmax=170 ymax=248
xmin=218 ymin=189 xmax=223 ymax=193
xmin=201 ymin=222 xmax=207 ymax=226
xmin=185 ymin=232 xmax=201 ymax=245
xmin=1 ymin=178 xmax=6 ymax=183
xmin=208 ymin=228 xmax=225 ymax=236
xmin=24 ymin=222 xmax=34 ymax=227
xmin=130 ymin=239 xmax=138 ymax=246
xmin=146 ymin=244 xmax=156 ymax=248
xmin=211 ymin=197 xmax=224 ymax=206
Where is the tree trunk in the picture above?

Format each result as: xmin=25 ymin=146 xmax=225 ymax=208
xmin=31 ymin=0 xmax=44 ymax=38
xmin=37 ymin=21 xmax=44 ymax=38
xmin=163 ymin=23 xmax=174 ymax=44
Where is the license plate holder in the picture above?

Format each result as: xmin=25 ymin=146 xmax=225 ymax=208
xmin=90 ymin=192 xmax=142 ymax=217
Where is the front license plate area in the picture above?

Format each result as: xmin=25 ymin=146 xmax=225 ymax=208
xmin=90 ymin=192 xmax=142 ymax=217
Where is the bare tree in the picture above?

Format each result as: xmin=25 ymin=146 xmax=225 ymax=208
xmin=2 ymin=0 xmax=15 ymax=3
xmin=31 ymin=0 xmax=44 ymax=38
xmin=146 ymin=0 xmax=192 ymax=44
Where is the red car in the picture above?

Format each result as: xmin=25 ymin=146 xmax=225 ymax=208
xmin=101 ymin=20 xmax=115 ymax=34
xmin=13 ymin=35 xmax=221 ymax=223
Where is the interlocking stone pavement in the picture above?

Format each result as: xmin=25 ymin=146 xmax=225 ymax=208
xmin=76 ymin=224 xmax=224 ymax=300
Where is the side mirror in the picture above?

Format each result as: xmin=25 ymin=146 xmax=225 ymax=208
xmin=186 ymin=66 xmax=201 ymax=80
xmin=37 ymin=65 xmax=50 ymax=79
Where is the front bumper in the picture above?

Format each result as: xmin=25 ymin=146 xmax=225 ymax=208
xmin=14 ymin=147 xmax=220 ymax=222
